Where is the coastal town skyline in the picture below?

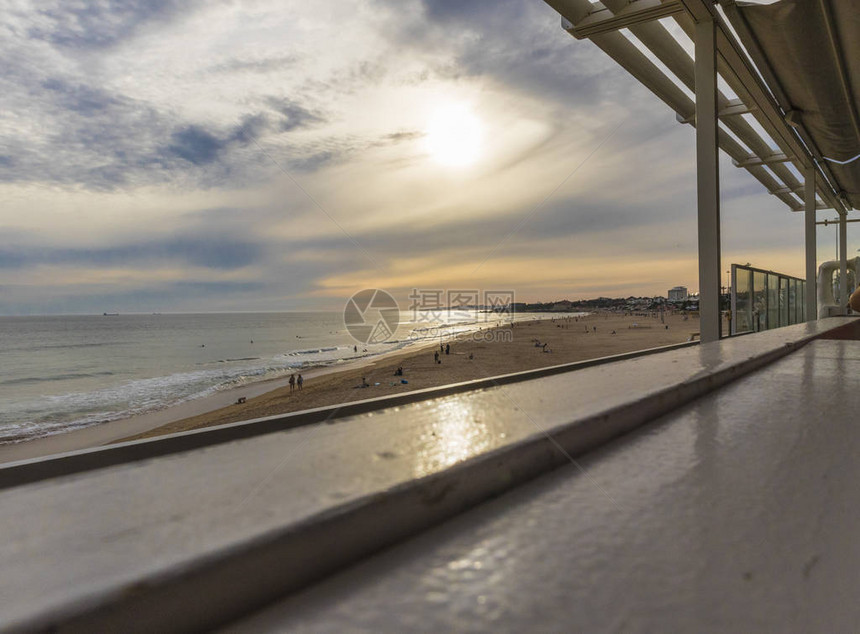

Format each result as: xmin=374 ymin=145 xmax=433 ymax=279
xmin=1 ymin=0 xmax=845 ymax=315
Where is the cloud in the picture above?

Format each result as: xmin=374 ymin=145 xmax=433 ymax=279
xmin=265 ymin=97 xmax=326 ymax=132
xmin=0 ymin=0 xmax=820 ymax=315
xmin=3 ymin=0 xmax=622 ymax=196
xmin=166 ymin=126 xmax=226 ymax=166
xmin=373 ymin=0 xmax=623 ymax=107
xmin=0 ymin=69 xmax=329 ymax=188
xmin=161 ymin=101 xmax=331 ymax=174
xmin=0 ymin=233 xmax=265 ymax=272
xmin=382 ymin=131 xmax=424 ymax=143
xmin=1 ymin=71 xmax=168 ymax=188
xmin=230 ymin=114 xmax=270 ymax=145
xmin=25 ymin=0 xmax=205 ymax=50
xmin=1 ymin=3 xmax=335 ymax=191
xmin=286 ymin=151 xmax=336 ymax=172
xmin=208 ymin=54 xmax=301 ymax=75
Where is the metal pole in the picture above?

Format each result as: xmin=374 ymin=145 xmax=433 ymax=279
xmin=695 ymin=18 xmax=721 ymax=342
xmin=804 ymin=167 xmax=817 ymax=320
xmin=730 ymin=265 xmax=737 ymax=335
xmin=816 ymin=218 xmax=860 ymax=225
xmin=839 ymin=213 xmax=848 ymax=314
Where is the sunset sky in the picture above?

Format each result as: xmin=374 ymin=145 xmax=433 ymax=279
xmin=0 ymin=0 xmax=848 ymax=315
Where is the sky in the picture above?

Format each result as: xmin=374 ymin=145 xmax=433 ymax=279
xmin=0 ymin=0 xmax=848 ymax=315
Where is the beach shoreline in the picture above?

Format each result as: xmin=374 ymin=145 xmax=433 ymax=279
xmin=0 ymin=311 xmax=701 ymax=464
xmin=0 ymin=333 xmax=451 ymax=464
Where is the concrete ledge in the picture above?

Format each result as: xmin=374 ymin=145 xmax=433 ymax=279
xmin=0 ymin=318 xmax=854 ymax=632
xmin=817 ymin=315 xmax=860 ymax=340
xmin=233 ymin=338 xmax=860 ymax=631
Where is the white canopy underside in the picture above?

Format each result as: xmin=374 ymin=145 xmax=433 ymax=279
xmin=734 ymin=0 xmax=859 ymax=210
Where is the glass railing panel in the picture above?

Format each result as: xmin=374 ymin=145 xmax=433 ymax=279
xmin=732 ymin=265 xmax=805 ymax=334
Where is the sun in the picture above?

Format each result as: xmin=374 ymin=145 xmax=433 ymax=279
xmin=425 ymin=104 xmax=484 ymax=167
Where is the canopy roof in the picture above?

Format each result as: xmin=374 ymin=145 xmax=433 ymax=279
xmin=544 ymin=0 xmax=859 ymax=212
xmin=728 ymin=0 xmax=859 ymax=210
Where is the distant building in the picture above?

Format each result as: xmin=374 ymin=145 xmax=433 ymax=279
xmin=668 ymin=286 xmax=688 ymax=302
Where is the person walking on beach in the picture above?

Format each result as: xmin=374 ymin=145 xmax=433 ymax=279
xmin=289 ymin=374 xmax=295 ymax=392
xmin=297 ymin=374 xmax=303 ymax=390
xmin=434 ymin=351 xmax=440 ymax=364
xmin=445 ymin=343 xmax=450 ymax=355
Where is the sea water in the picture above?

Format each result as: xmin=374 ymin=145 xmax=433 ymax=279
xmin=0 ymin=310 xmax=548 ymax=443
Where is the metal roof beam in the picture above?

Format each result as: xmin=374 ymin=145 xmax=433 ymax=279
xmin=555 ymin=19 xmax=796 ymax=205
xmin=770 ymin=185 xmax=808 ymax=195
xmin=732 ymin=153 xmax=792 ymax=168
xmin=675 ymin=99 xmax=755 ymax=123
xmin=678 ymin=0 xmax=717 ymax=23
xmin=746 ymin=165 xmax=799 ymax=209
xmin=557 ymin=22 xmax=697 ymax=120
xmin=547 ymin=0 xmax=846 ymax=213
xmin=587 ymin=4 xmax=806 ymax=208
xmin=607 ymin=8 xmax=811 ymax=206
xmin=588 ymin=43 xmax=802 ymax=209
xmin=770 ymin=187 xmax=800 ymax=196
xmin=564 ymin=0 xmax=685 ymax=39
xmin=675 ymin=10 xmax=845 ymax=214
xmin=719 ymin=99 xmax=755 ymax=117
xmin=769 ymin=188 xmax=830 ymax=210
xmin=673 ymin=15 xmax=806 ymax=165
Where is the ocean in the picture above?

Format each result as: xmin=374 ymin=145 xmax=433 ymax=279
xmin=0 ymin=310 xmax=554 ymax=444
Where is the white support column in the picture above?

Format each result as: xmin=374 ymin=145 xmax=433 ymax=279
xmin=804 ymin=168 xmax=817 ymax=320
xmin=839 ymin=213 xmax=848 ymax=314
xmin=695 ymin=18 xmax=721 ymax=342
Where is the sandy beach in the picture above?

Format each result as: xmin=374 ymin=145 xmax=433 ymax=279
xmin=121 ymin=311 xmax=699 ymax=438
xmin=0 ymin=311 xmax=701 ymax=463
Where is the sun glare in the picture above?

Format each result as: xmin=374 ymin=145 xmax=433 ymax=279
xmin=425 ymin=104 xmax=484 ymax=167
